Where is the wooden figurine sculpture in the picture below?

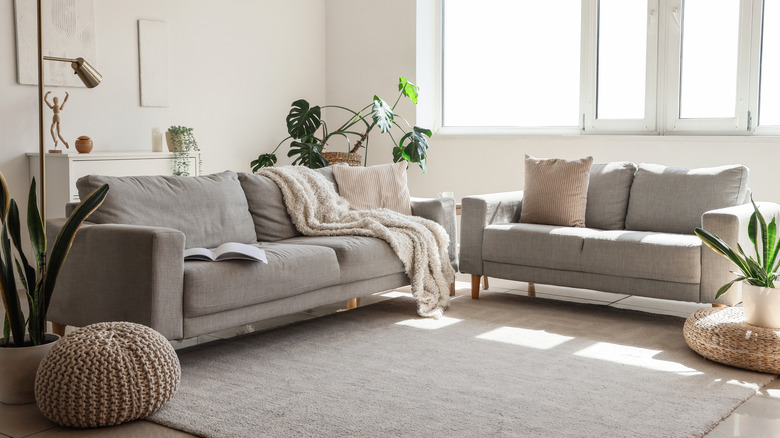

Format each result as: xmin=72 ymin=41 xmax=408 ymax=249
xmin=44 ymin=91 xmax=70 ymax=153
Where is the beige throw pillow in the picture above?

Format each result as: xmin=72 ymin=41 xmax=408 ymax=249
xmin=332 ymin=161 xmax=412 ymax=215
xmin=520 ymin=155 xmax=593 ymax=227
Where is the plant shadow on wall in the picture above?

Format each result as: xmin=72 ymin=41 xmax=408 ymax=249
xmin=167 ymin=126 xmax=202 ymax=176
xmin=251 ymin=77 xmax=432 ymax=172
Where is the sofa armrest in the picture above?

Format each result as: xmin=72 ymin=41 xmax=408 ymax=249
xmin=459 ymin=191 xmax=524 ymax=276
xmin=411 ymin=197 xmax=458 ymax=271
xmin=46 ymin=219 xmax=186 ymax=340
xmin=700 ymin=201 xmax=780 ymax=305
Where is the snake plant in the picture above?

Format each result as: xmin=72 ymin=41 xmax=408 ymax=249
xmin=0 ymin=171 xmax=108 ymax=347
xmin=695 ymin=198 xmax=779 ymax=299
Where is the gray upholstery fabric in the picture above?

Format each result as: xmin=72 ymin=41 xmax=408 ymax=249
xmin=183 ymin=242 xmax=340 ymax=318
xmin=699 ymin=202 xmax=780 ymax=305
xmin=77 ymin=171 xmax=256 ymax=249
xmin=411 ymin=196 xmax=459 ymax=270
xmin=47 ymin=220 xmax=186 ymax=340
xmin=483 ymin=262 xmax=701 ymax=303
xmin=580 ymin=230 xmax=702 ymax=283
xmin=625 ymin=163 xmax=749 ymax=234
xmin=585 ymin=162 xmax=637 ymax=230
xmin=238 ymin=168 xmax=338 ymax=242
xmin=483 ymin=224 xmax=602 ymax=271
xmin=281 ymin=236 xmax=404 ymax=283
xmin=459 ymin=191 xmax=524 ymax=275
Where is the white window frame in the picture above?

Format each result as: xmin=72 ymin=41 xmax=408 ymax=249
xmin=581 ymin=0 xmax=659 ymax=134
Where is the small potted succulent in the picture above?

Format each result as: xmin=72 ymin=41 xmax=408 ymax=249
xmin=0 ymin=172 xmax=108 ymax=403
xmin=695 ymin=198 xmax=780 ymax=328
xmin=252 ymin=76 xmax=432 ymax=172
xmin=166 ymin=125 xmax=201 ymax=176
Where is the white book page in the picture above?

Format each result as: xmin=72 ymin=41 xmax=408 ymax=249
xmin=183 ymin=247 xmax=215 ymax=261
xmin=213 ymin=242 xmax=268 ymax=263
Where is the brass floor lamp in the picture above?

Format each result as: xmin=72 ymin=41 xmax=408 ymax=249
xmin=35 ymin=0 xmax=102 ymax=226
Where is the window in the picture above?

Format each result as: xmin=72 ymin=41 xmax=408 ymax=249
xmin=435 ymin=0 xmax=776 ymax=135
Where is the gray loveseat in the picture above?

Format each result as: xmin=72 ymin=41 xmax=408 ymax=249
xmin=47 ymin=168 xmax=458 ymax=341
xmin=460 ymin=162 xmax=776 ymax=306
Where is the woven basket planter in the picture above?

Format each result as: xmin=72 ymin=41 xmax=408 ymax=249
xmin=684 ymin=307 xmax=780 ymax=374
xmin=322 ymin=151 xmax=363 ymax=167
xmin=35 ymin=322 xmax=180 ymax=428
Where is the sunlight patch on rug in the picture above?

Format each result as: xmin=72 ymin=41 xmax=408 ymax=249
xmin=574 ymin=342 xmax=703 ymax=375
xmin=476 ymin=326 xmax=575 ymax=350
xmin=395 ymin=316 xmax=462 ymax=329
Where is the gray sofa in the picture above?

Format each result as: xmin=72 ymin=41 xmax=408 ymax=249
xmin=460 ymin=162 xmax=776 ymax=306
xmin=47 ymin=168 xmax=458 ymax=341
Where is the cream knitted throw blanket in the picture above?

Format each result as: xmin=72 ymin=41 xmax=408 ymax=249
xmin=256 ymin=166 xmax=455 ymax=318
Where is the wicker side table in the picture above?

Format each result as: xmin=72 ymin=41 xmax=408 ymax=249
xmin=684 ymin=307 xmax=780 ymax=374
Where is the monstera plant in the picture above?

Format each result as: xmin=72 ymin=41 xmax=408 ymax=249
xmin=252 ymin=76 xmax=433 ymax=172
xmin=0 ymin=172 xmax=108 ymax=347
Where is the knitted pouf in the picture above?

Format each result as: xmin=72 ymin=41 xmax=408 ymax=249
xmin=34 ymin=322 xmax=180 ymax=428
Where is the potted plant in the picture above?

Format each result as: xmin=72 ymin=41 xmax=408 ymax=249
xmin=0 ymin=172 xmax=108 ymax=404
xmin=166 ymin=125 xmax=201 ymax=176
xmin=251 ymin=76 xmax=433 ymax=172
xmin=695 ymin=198 xmax=780 ymax=328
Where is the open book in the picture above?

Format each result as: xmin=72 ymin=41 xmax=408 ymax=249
xmin=184 ymin=242 xmax=268 ymax=263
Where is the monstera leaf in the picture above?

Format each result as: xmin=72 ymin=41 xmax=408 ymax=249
xmin=251 ymin=153 xmax=278 ymax=172
xmin=398 ymin=77 xmax=419 ymax=104
xmin=288 ymin=136 xmax=327 ymax=169
xmin=372 ymin=96 xmax=394 ymax=133
xmin=394 ymin=126 xmax=432 ymax=173
xmin=286 ymin=100 xmax=322 ymax=139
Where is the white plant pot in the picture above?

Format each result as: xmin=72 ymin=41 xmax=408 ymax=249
xmin=0 ymin=334 xmax=59 ymax=404
xmin=742 ymin=284 xmax=780 ymax=329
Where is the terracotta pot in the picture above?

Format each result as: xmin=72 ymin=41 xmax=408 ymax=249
xmin=75 ymin=136 xmax=93 ymax=154
xmin=742 ymin=284 xmax=780 ymax=329
xmin=0 ymin=334 xmax=60 ymax=404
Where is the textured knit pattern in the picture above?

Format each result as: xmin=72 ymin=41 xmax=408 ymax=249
xmin=520 ymin=155 xmax=593 ymax=227
xmin=34 ymin=322 xmax=180 ymax=428
xmin=332 ymin=161 xmax=413 ymax=215
xmin=256 ymin=166 xmax=454 ymax=318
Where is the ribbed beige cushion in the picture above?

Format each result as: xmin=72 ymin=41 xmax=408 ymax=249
xmin=520 ymin=155 xmax=593 ymax=227
xmin=332 ymin=161 xmax=412 ymax=215
xmin=35 ymin=322 xmax=180 ymax=428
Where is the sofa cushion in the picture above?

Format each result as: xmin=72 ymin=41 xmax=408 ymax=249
xmin=182 ymin=242 xmax=341 ymax=317
xmin=281 ymin=236 xmax=405 ymax=283
xmin=238 ymin=167 xmax=338 ymax=242
xmin=581 ymin=230 xmax=702 ymax=284
xmin=585 ymin=162 xmax=637 ymax=230
xmin=482 ymin=223 xmax=602 ymax=271
xmin=77 ymin=171 xmax=256 ymax=249
xmin=332 ymin=161 xmax=412 ymax=215
xmin=624 ymin=163 xmax=749 ymax=234
xmin=520 ymin=155 xmax=593 ymax=227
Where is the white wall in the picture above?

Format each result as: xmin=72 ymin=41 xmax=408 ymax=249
xmin=326 ymin=0 xmax=780 ymax=203
xmin=0 ymin=0 xmax=326 ymax=210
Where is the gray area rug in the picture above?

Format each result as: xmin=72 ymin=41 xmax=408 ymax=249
xmin=148 ymin=292 xmax=775 ymax=437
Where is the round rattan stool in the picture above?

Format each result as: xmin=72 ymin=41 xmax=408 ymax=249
xmin=35 ymin=322 xmax=180 ymax=428
xmin=684 ymin=307 xmax=780 ymax=374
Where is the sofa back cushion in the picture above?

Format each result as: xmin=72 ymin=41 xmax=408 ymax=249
xmin=624 ymin=163 xmax=749 ymax=234
xmin=77 ymin=171 xmax=257 ymax=249
xmin=585 ymin=162 xmax=638 ymax=230
xmin=238 ymin=166 xmax=338 ymax=242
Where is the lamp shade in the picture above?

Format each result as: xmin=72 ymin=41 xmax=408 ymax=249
xmin=71 ymin=58 xmax=101 ymax=88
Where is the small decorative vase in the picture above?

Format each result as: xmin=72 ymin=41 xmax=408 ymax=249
xmin=75 ymin=136 xmax=93 ymax=154
xmin=742 ymin=284 xmax=780 ymax=329
xmin=0 ymin=334 xmax=60 ymax=404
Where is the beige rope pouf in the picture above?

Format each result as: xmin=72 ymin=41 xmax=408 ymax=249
xmin=34 ymin=322 xmax=180 ymax=428
xmin=684 ymin=307 xmax=780 ymax=374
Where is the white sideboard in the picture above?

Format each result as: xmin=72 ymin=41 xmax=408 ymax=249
xmin=27 ymin=151 xmax=200 ymax=218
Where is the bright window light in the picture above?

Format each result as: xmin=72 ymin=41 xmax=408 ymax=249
xmin=442 ymin=0 xmax=581 ymax=127
xmin=679 ymin=0 xmax=740 ymax=119
xmin=760 ymin=0 xmax=780 ymax=126
xmin=476 ymin=327 xmax=574 ymax=350
xmin=597 ymin=0 xmax=647 ymax=119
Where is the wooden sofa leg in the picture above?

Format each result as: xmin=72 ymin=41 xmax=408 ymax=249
xmin=471 ymin=275 xmax=481 ymax=299
xmin=449 ymin=282 xmax=455 ymax=297
xmin=347 ymin=298 xmax=360 ymax=309
xmin=528 ymin=282 xmax=536 ymax=298
xmin=482 ymin=276 xmax=489 ymax=290
xmin=51 ymin=322 xmax=66 ymax=337
xmin=712 ymin=303 xmax=727 ymax=308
